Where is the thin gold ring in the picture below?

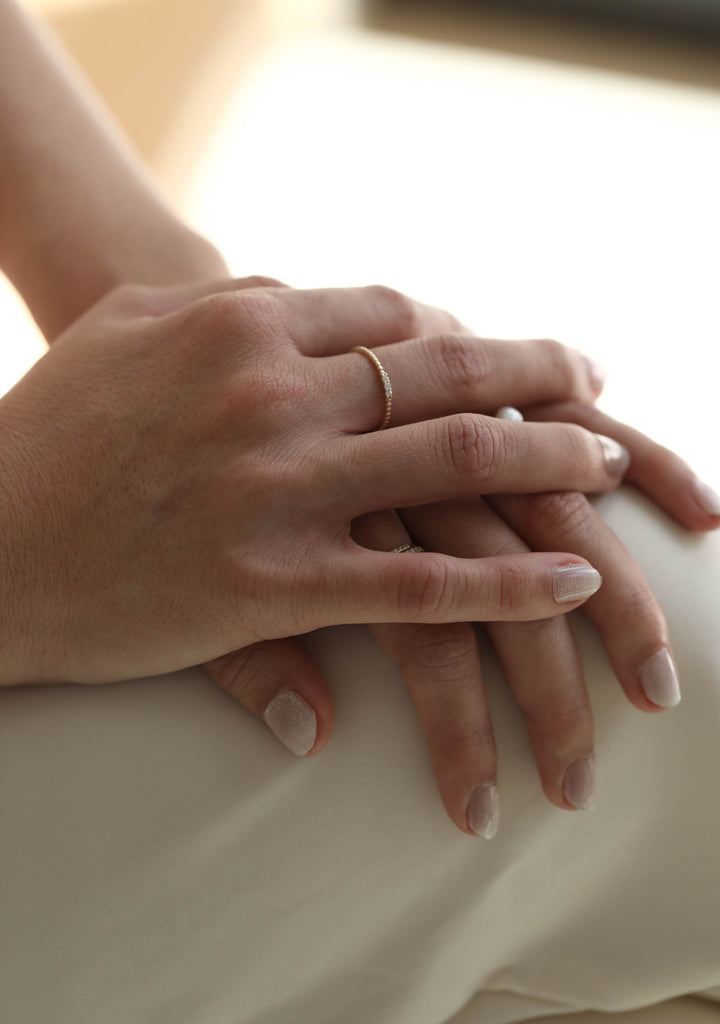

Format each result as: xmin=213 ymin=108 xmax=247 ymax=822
xmin=351 ymin=345 xmax=392 ymax=431
xmin=391 ymin=543 xmax=425 ymax=553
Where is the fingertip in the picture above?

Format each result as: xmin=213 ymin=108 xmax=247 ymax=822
xmin=467 ymin=782 xmax=500 ymax=838
xmin=264 ymin=690 xmax=318 ymax=756
xmin=552 ymin=562 xmax=603 ymax=604
xmin=584 ymin=355 xmax=607 ymax=397
xmin=689 ymin=475 xmax=720 ymax=524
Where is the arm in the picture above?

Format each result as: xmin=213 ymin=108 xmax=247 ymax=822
xmin=0 ymin=0 xmax=226 ymax=340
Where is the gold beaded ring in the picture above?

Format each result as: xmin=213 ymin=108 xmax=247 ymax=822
xmin=351 ymin=345 xmax=393 ymax=431
xmin=391 ymin=543 xmax=425 ymax=553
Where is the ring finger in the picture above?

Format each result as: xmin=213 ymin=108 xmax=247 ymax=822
xmin=319 ymin=334 xmax=601 ymax=435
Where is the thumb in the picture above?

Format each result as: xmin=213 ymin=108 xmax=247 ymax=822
xmin=204 ymin=637 xmax=333 ymax=757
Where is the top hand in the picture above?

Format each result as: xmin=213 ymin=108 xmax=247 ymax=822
xmin=0 ymin=279 xmax=621 ymax=685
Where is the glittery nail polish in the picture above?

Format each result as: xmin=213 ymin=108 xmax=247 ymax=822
xmin=264 ymin=691 xmax=317 ymax=756
xmin=552 ymin=564 xmax=602 ymax=603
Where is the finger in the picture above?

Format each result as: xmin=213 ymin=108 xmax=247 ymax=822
xmin=204 ymin=637 xmax=333 ymax=757
xmin=272 ymin=284 xmax=466 ymax=354
xmin=325 ymin=335 xmax=602 ymax=434
xmin=353 ymin=506 xmax=499 ymax=837
xmin=525 ymin=401 xmax=720 ymax=531
xmin=330 ymin=416 xmax=630 ymax=516
xmin=375 ymin=618 xmax=499 ymax=838
xmin=316 ymin=540 xmax=603 ymax=627
xmin=491 ymin=491 xmax=681 ymax=713
xmin=402 ymin=498 xmax=595 ymax=815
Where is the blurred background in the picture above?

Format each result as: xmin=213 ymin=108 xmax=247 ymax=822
xmin=4 ymin=0 xmax=720 ymax=481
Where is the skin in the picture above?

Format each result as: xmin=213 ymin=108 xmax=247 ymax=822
xmin=0 ymin=277 xmax=624 ymax=684
xmin=1 ymin=0 xmax=717 ymax=837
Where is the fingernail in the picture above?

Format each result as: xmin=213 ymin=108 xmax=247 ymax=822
xmin=467 ymin=782 xmax=500 ymax=839
xmin=595 ymin=434 xmax=631 ymax=477
xmin=563 ymin=753 xmax=596 ymax=810
xmin=585 ymin=356 xmax=607 ymax=394
xmin=264 ymin=690 xmax=317 ymax=756
xmin=690 ymin=475 xmax=720 ymax=516
xmin=639 ymin=649 xmax=681 ymax=709
xmin=552 ymin=563 xmax=603 ymax=603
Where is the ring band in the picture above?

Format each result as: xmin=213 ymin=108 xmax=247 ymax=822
xmin=391 ymin=543 xmax=425 ymax=553
xmin=351 ymin=345 xmax=392 ymax=431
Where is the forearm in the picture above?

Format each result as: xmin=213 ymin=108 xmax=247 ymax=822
xmin=0 ymin=0 xmax=226 ymax=341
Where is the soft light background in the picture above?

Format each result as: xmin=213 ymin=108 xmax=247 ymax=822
xmin=3 ymin=0 xmax=719 ymax=489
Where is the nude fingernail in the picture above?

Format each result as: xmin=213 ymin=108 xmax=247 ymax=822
xmin=264 ymin=691 xmax=317 ymax=756
xmin=585 ymin=356 xmax=607 ymax=394
xmin=639 ymin=649 xmax=681 ymax=709
xmin=690 ymin=475 xmax=720 ymax=516
xmin=468 ymin=782 xmax=499 ymax=839
xmin=595 ymin=434 xmax=631 ymax=476
xmin=563 ymin=753 xmax=596 ymax=811
xmin=552 ymin=564 xmax=602 ymax=603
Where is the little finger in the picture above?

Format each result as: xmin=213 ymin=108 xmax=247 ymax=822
xmin=205 ymin=637 xmax=333 ymax=757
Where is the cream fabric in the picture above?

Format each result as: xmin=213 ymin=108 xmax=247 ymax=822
xmin=2 ymin=486 xmax=720 ymax=1024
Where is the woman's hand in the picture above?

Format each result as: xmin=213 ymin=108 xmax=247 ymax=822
xmin=0 ymin=280 xmax=624 ymax=686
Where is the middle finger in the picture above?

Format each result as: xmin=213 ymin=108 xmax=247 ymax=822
xmin=400 ymin=496 xmax=597 ymax=818
xmin=331 ymin=416 xmax=630 ymax=517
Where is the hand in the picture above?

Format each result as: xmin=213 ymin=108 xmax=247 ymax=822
xmin=0 ymin=280 xmax=623 ymax=685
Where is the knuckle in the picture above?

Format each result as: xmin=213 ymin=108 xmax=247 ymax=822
xmin=409 ymin=622 xmax=478 ymax=675
xmin=98 ymin=282 xmax=154 ymax=319
xmin=234 ymin=275 xmax=287 ymax=291
xmin=395 ymin=555 xmax=456 ymax=619
xmin=208 ymin=646 xmax=271 ymax=705
xmin=620 ymin=581 xmax=665 ymax=631
xmin=367 ymin=284 xmax=421 ymax=339
xmin=529 ymin=693 xmax=592 ymax=748
xmin=434 ymin=335 xmax=491 ymax=402
xmin=190 ymin=288 xmax=283 ymax=342
xmin=494 ymin=557 xmax=530 ymax=617
xmin=444 ymin=413 xmax=502 ymax=481
xmin=431 ymin=718 xmax=496 ymax=764
xmin=529 ymin=490 xmax=591 ymax=534
xmin=487 ymin=561 xmax=532 ymax=614
xmin=537 ymin=337 xmax=577 ymax=393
